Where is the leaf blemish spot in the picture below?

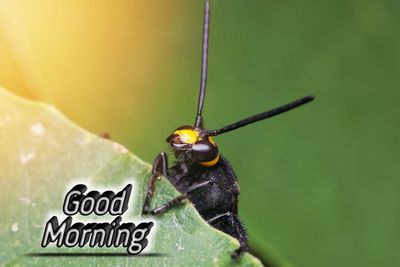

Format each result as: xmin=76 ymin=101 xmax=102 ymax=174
xmin=11 ymin=222 xmax=18 ymax=232
xmin=19 ymin=151 xmax=35 ymax=165
xmin=31 ymin=123 xmax=45 ymax=136
xmin=113 ymin=142 xmax=129 ymax=154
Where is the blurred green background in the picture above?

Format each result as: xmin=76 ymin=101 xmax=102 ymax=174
xmin=0 ymin=0 xmax=399 ymax=266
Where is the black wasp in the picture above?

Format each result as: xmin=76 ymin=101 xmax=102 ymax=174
xmin=141 ymin=0 xmax=314 ymax=260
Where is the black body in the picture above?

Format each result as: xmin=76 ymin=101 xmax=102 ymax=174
xmin=142 ymin=149 xmax=248 ymax=259
xmin=168 ymin=155 xmax=246 ymax=245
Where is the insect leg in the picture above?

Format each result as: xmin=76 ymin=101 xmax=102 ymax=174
xmin=230 ymin=213 xmax=248 ymax=260
xmin=141 ymin=152 xmax=169 ymax=215
xmin=149 ymin=179 xmax=212 ymax=215
xmin=206 ymin=211 xmax=232 ymax=224
xmin=149 ymin=193 xmax=188 ymax=215
xmin=206 ymin=211 xmax=248 ymax=260
xmin=206 ymin=210 xmax=248 ymax=260
xmin=230 ymin=182 xmax=248 ymax=260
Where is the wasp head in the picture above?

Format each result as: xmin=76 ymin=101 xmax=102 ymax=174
xmin=166 ymin=126 xmax=219 ymax=167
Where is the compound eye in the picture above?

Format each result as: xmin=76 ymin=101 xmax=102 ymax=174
xmin=172 ymin=135 xmax=184 ymax=144
xmin=166 ymin=134 xmax=183 ymax=144
xmin=191 ymin=140 xmax=219 ymax=163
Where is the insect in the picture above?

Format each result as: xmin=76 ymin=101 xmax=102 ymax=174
xmin=141 ymin=0 xmax=314 ymax=260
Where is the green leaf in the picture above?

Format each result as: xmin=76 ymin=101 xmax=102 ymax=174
xmin=0 ymin=87 xmax=263 ymax=267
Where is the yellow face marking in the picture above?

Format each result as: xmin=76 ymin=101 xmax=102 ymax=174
xmin=200 ymin=154 xmax=220 ymax=167
xmin=173 ymin=129 xmax=218 ymax=147
xmin=174 ymin=129 xmax=199 ymax=144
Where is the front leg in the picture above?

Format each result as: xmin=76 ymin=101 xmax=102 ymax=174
xmin=148 ymin=179 xmax=213 ymax=215
xmin=141 ymin=152 xmax=168 ymax=215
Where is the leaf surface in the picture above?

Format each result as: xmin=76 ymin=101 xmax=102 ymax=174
xmin=0 ymin=88 xmax=263 ymax=267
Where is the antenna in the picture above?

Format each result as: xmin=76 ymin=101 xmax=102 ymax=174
xmin=194 ymin=0 xmax=211 ymax=128
xmin=203 ymin=96 xmax=315 ymax=137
